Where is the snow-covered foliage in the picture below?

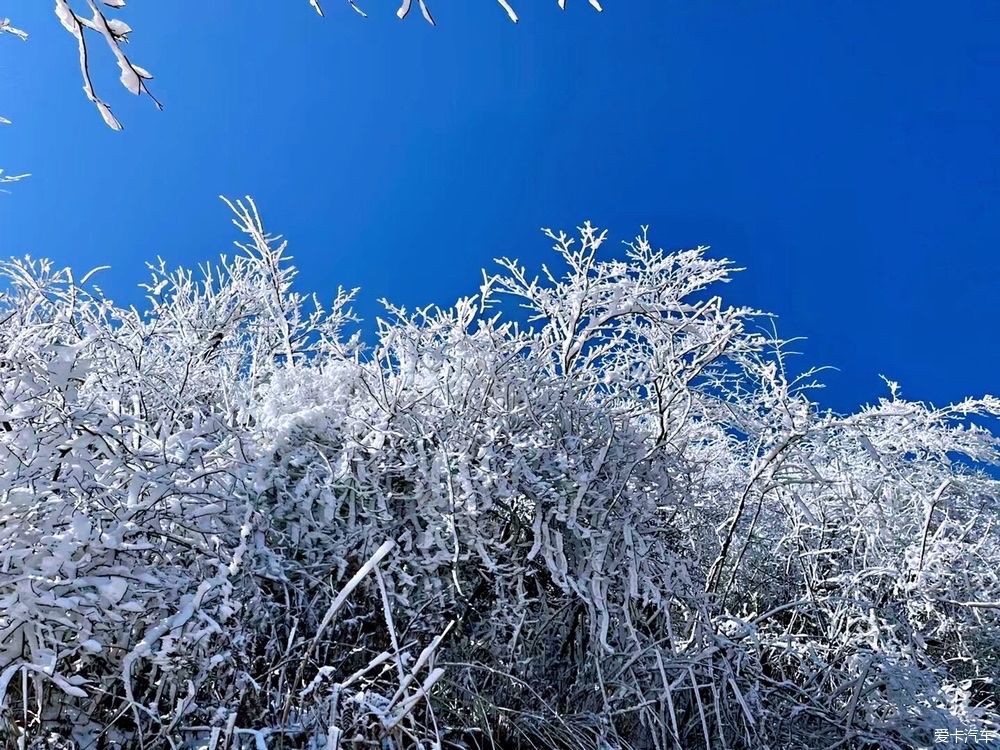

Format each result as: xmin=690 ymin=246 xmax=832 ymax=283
xmin=0 ymin=198 xmax=998 ymax=749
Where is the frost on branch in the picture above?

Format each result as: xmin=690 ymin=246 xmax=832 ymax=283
xmin=0 ymin=18 xmax=27 ymax=42
xmin=0 ymin=2 xmax=603 ymax=181
xmin=0 ymin=199 xmax=997 ymax=748
xmin=51 ymin=0 xmax=160 ymax=131
xmin=47 ymin=0 xmax=602 ymax=128
xmin=1 ymin=19 xmax=29 ymax=184
xmin=0 ymin=170 xmax=29 ymax=189
xmin=312 ymin=0 xmax=604 ymax=25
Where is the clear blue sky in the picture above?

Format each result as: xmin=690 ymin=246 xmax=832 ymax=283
xmin=1 ymin=1 xmax=997 ymax=412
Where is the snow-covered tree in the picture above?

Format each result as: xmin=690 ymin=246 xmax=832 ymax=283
xmin=0 ymin=198 xmax=996 ymax=748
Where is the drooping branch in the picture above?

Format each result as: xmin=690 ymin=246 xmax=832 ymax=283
xmin=0 ymin=1 xmax=605 ymax=185
xmin=48 ymin=0 xmax=602 ymax=130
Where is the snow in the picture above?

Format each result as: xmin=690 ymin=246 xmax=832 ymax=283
xmin=0 ymin=201 xmax=996 ymax=747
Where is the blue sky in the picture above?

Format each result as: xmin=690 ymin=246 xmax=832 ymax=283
xmin=1 ymin=0 xmax=997 ymax=413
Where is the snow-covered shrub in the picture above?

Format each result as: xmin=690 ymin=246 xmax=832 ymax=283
xmin=0 ymin=198 xmax=997 ymax=748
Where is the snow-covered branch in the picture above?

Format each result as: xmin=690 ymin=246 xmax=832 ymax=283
xmin=0 ymin=1 xmax=604 ymax=184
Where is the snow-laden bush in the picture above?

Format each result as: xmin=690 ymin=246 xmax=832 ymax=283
xmin=0 ymin=198 xmax=997 ymax=749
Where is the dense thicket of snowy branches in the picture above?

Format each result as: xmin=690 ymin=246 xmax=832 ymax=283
xmin=0 ymin=199 xmax=998 ymax=749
